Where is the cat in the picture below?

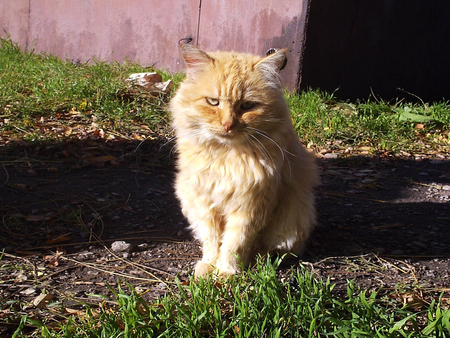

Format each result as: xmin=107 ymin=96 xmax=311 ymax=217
xmin=170 ymin=44 xmax=319 ymax=277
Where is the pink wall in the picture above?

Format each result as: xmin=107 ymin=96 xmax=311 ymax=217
xmin=0 ymin=0 xmax=29 ymax=47
xmin=1 ymin=0 xmax=309 ymax=87
xmin=198 ymin=0 xmax=309 ymax=89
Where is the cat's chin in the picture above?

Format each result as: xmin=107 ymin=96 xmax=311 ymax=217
xmin=215 ymin=133 xmax=244 ymax=145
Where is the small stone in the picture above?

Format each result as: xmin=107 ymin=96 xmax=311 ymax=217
xmin=138 ymin=243 xmax=149 ymax=250
xmin=157 ymin=282 xmax=167 ymax=290
xmin=323 ymin=153 xmax=339 ymax=159
xmin=111 ymin=241 xmax=132 ymax=253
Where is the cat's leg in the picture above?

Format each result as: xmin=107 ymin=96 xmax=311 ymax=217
xmin=215 ymin=215 xmax=256 ymax=275
xmin=260 ymin=190 xmax=316 ymax=256
xmin=194 ymin=222 xmax=221 ymax=278
xmin=188 ymin=210 xmax=224 ymax=278
xmin=177 ymin=179 xmax=222 ymax=277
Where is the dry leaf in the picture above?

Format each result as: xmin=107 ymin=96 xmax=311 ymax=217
xmin=65 ymin=308 xmax=87 ymax=317
xmin=357 ymin=146 xmax=372 ymax=151
xmin=46 ymin=233 xmax=72 ymax=245
xmin=402 ymin=293 xmax=426 ymax=310
xmin=32 ymin=293 xmax=53 ymax=308
xmin=20 ymin=287 xmax=37 ymax=295
xmin=127 ymin=72 xmax=162 ymax=85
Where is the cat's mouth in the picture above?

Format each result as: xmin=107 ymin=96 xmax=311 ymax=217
xmin=215 ymin=130 xmax=241 ymax=143
xmin=218 ymin=133 xmax=233 ymax=140
xmin=209 ymin=125 xmax=246 ymax=143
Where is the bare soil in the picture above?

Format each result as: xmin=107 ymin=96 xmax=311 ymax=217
xmin=1 ymin=137 xmax=449 ymax=334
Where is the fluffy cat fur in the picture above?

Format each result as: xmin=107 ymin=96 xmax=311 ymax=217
xmin=170 ymin=44 xmax=319 ymax=277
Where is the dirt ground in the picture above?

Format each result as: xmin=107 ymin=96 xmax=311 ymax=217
xmin=1 ymin=137 xmax=449 ymax=333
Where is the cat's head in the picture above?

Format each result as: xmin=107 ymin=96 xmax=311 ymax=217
xmin=171 ymin=44 xmax=288 ymax=145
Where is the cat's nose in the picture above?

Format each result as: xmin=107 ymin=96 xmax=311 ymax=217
xmin=222 ymin=122 xmax=234 ymax=132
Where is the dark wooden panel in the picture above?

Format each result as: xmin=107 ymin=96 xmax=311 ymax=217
xmin=301 ymin=0 xmax=450 ymax=101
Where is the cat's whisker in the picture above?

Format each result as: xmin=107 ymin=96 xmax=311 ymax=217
xmin=286 ymin=151 xmax=293 ymax=181
xmin=133 ymin=138 xmax=148 ymax=153
xmin=248 ymin=134 xmax=274 ymax=164
xmin=159 ymin=135 xmax=177 ymax=150
xmin=248 ymin=127 xmax=297 ymax=158
xmin=261 ymin=118 xmax=285 ymax=124
xmin=179 ymin=130 xmax=206 ymax=141
xmin=168 ymin=146 xmax=176 ymax=159
xmin=248 ymin=127 xmax=294 ymax=181
xmin=250 ymin=129 xmax=285 ymax=165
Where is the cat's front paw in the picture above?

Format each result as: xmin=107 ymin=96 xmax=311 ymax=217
xmin=215 ymin=259 xmax=239 ymax=276
xmin=194 ymin=261 xmax=214 ymax=278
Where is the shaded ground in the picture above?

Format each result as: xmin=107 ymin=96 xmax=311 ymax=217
xmin=1 ymin=137 xmax=449 ymax=334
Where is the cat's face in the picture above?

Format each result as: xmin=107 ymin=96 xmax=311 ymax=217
xmin=171 ymin=45 xmax=288 ymax=145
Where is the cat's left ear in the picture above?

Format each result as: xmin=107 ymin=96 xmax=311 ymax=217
xmin=181 ymin=44 xmax=214 ymax=79
xmin=256 ymin=49 xmax=287 ymax=73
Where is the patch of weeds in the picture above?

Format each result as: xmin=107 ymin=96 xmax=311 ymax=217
xmin=19 ymin=256 xmax=450 ymax=337
xmin=288 ymin=88 xmax=449 ymax=154
xmin=0 ymin=37 xmax=178 ymax=142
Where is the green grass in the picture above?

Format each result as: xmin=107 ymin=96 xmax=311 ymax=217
xmin=0 ymin=38 xmax=181 ymax=141
xmin=13 ymin=256 xmax=450 ymax=337
xmin=1 ymin=36 xmax=449 ymax=152
xmin=287 ymin=90 xmax=450 ymax=154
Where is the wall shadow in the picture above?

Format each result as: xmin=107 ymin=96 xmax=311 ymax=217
xmin=301 ymin=0 xmax=450 ymax=101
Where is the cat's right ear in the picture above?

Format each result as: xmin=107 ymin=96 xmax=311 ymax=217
xmin=181 ymin=44 xmax=214 ymax=79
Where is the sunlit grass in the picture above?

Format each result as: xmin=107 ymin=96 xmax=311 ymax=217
xmin=0 ymin=38 xmax=180 ymax=141
xmin=19 ymin=256 xmax=450 ymax=337
xmin=1 ymin=36 xmax=449 ymax=153
xmin=287 ymin=89 xmax=450 ymax=154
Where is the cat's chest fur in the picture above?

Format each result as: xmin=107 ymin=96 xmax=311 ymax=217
xmin=177 ymin=140 xmax=280 ymax=202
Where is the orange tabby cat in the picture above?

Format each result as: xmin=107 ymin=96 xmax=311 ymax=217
xmin=170 ymin=44 xmax=319 ymax=277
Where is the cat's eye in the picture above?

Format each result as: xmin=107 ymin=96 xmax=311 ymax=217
xmin=206 ymin=97 xmax=219 ymax=106
xmin=240 ymin=101 xmax=255 ymax=110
